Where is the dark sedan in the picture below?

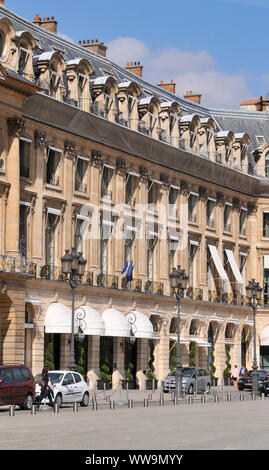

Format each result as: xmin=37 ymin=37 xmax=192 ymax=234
xmin=237 ymin=370 xmax=268 ymax=392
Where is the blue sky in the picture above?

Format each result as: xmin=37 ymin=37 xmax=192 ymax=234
xmin=4 ymin=0 xmax=268 ymax=108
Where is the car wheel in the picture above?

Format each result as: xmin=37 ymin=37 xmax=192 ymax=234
xmin=188 ymin=384 xmax=194 ymax=395
xmin=55 ymin=393 xmax=62 ymax=408
xmin=20 ymin=394 xmax=33 ymax=410
xmin=80 ymin=392 xmax=89 ymax=407
xmin=205 ymin=384 xmax=211 ymax=394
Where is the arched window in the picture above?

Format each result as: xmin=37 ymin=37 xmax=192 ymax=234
xmin=265 ymin=152 xmax=269 ymax=178
xmin=0 ymin=32 xmax=3 ymax=57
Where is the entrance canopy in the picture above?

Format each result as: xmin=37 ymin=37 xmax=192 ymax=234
xmin=45 ymin=302 xmax=79 ymax=334
xmin=261 ymin=326 xmax=269 ymax=346
xmin=75 ymin=305 xmax=105 ymax=336
xmin=127 ymin=310 xmax=154 ymax=339
xmin=102 ymin=308 xmax=130 ymax=338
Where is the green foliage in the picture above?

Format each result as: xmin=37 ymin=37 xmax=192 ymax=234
xmin=147 ymin=340 xmax=156 ymax=379
xmin=223 ymin=345 xmax=232 ymax=378
xmin=125 ymin=362 xmax=134 ymax=381
xmin=189 ymin=341 xmax=196 ymax=367
xmin=209 ymin=345 xmax=216 ymax=378
xmin=100 ymin=363 xmax=111 ymax=381
xmin=44 ymin=342 xmax=54 ymax=370
xmin=75 ymin=346 xmax=85 ymax=376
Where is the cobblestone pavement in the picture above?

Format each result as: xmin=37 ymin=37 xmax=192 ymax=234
xmin=1 ymin=389 xmax=269 ymax=450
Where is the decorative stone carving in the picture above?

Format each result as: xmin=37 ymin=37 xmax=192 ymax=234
xmin=180 ymin=179 xmax=189 ymax=195
xmin=247 ymin=200 xmax=258 ymax=215
xmin=139 ymin=165 xmax=149 ymax=182
xmin=232 ymin=197 xmax=241 ymax=212
xmin=160 ymin=172 xmax=170 ymax=190
xmin=34 ymin=130 xmax=47 ymax=149
xmin=116 ymin=156 xmax=127 ymax=175
xmin=91 ymin=149 xmax=103 ymax=168
xmin=216 ymin=191 xmax=225 ymax=206
xmin=7 ymin=117 xmax=25 ymax=137
xmin=199 ymin=186 xmax=208 ymax=201
xmin=64 ymin=140 xmax=76 ymax=159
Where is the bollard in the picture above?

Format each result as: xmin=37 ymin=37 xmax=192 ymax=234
xmin=110 ymin=401 xmax=115 ymax=410
xmin=54 ymin=403 xmax=59 ymax=414
xmin=144 ymin=398 xmax=148 ymax=407
xmin=214 ymin=394 xmax=219 ymax=403
xmin=9 ymin=405 xmax=15 ymax=416
xmin=73 ymin=402 xmax=78 ymax=412
xmin=188 ymin=396 xmax=193 ymax=405
xmin=31 ymin=405 xmax=36 ymax=415
xmin=251 ymin=393 xmax=256 ymax=401
xmin=227 ymin=394 xmax=232 ymax=402
xmin=174 ymin=396 xmax=178 ymax=405
xmin=262 ymin=393 xmax=265 ymax=401
xmin=201 ymin=395 xmax=206 ymax=404
xmin=159 ymin=394 xmax=164 ymax=406
xmin=128 ymin=399 xmax=133 ymax=409
xmin=93 ymin=401 xmax=98 ymax=411
xmin=240 ymin=394 xmax=244 ymax=402
xmin=148 ymin=393 xmax=152 ymax=401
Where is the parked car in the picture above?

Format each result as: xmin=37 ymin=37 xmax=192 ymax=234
xmin=0 ymin=364 xmax=35 ymax=409
xmin=237 ymin=370 xmax=269 ymax=392
xmin=162 ymin=367 xmax=211 ymax=394
xmin=35 ymin=370 xmax=90 ymax=407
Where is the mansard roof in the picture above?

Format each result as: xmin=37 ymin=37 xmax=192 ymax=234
xmin=1 ymin=4 xmax=269 ymax=154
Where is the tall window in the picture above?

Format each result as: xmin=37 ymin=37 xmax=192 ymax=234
xmin=100 ymin=222 xmax=112 ymax=274
xmin=206 ymin=198 xmax=215 ymax=227
xmin=46 ymin=148 xmax=61 ymax=185
xmin=169 ymin=187 xmax=178 ymax=216
xmin=125 ymin=174 xmax=134 ymax=206
xmin=0 ymin=33 xmax=4 ymax=57
xmin=75 ymin=157 xmax=88 ymax=193
xmin=18 ymin=47 xmax=30 ymax=76
xmin=263 ymin=212 xmax=269 ymax=238
xmin=19 ymin=138 xmax=30 ymax=178
xmin=101 ymin=165 xmax=113 ymax=199
xmin=19 ymin=204 xmax=28 ymax=259
xmin=188 ymin=193 xmax=198 ymax=222
xmin=265 ymin=152 xmax=269 ymax=178
xmin=239 ymin=209 xmax=247 ymax=235
xmin=75 ymin=217 xmax=87 ymax=253
xmin=189 ymin=243 xmax=198 ymax=287
xmin=264 ymin=268 xmax=269 ymax=305
xmin=147 ymin=238 xmax=155 ymax=281
xmin=224 ymin=203 xmax=232 ymax=232
xmin=45 ymin=213 xmax=57 ymax=266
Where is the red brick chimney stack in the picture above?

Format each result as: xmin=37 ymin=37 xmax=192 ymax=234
xmin=33 ymin=14 xmax=58 ymax=34
xmin=78 ymin=39 xmax=107 ymax=57
xmin=0 ymin=1 xmax=5 ymax=5
xmin=184 ymin=90 xmax=202 ymax=105
xmin=125 ymin=61 xmax=143 ymax=78
xmin=157 ymin=80 xmax=176 ymax=94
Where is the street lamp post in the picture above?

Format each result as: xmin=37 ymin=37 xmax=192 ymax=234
xmin=61 ymin=248 xmax=86 ymax=370
xmin=246 ymin=279 xmax=263 ymax=396
xmin=169 ymin=266 xmax=188 ymax=401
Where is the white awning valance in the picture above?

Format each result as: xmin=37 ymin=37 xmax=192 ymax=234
xmin=190 ymin=337 xmax=212 ymax=347
xmin=127 ymin=310 xmax=154 ymax=339
xmin=225 ymin=249 xmax=244 ymax=285
xmin=264 ymin=255 xmax=269 ymax=269
xmin=261 ymin=326 xmax=269 ymax=346
xmin=102 ymin=308 xmax=130 ymax=338
xmin=169 ymin=335 xmax=190 ymax=345
xmin=75 ymin=306 xmax=105 ymax=336
xmin=208 ymin=244 xmax=228 ymax=282
xmin=45 ymin=303 xmax=79 ymax=334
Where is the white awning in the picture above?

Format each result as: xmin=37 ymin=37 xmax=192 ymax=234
xmin=45 ymin=303 xmax=79 ymax=334
xmin=75 ymin=306 xmax=105 ymax=336
xmin=208 ymin=245 xmax=228 ymax=282
xmin=261 ymin=326 xmax=269 ymax=346
xmin=169 ymin=335 xmax=190 ymax=345
xmin=225 ymin=249 xmax=244 ymax=285
xmin=127 ymin=311 xmax=154 ymax=339
xmin=190 ymin=337 xmax=212 ymax=347
xmin=102 ymin=308 xmax=130 ymax=338
xmin=264 ymin=255 xmax=269 ymax=269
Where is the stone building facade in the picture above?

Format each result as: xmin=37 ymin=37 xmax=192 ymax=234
xmin=0 ymin=3 xmax=269 ymax=389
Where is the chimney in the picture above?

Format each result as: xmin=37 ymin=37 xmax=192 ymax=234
xmin=78 ymin=39 xmax=107 ymax=57
xmin=0 ymin=1 xmax=5 ymax=6
xmin=157 ymin=80 xmax=176 ymax=94
xmin=184 ymin=90 xmax=202 ymax=105
xmin=125 ymin=61 xmax=143 ymax=78
xmin=33 ymin=14 xmax=58 ymax=34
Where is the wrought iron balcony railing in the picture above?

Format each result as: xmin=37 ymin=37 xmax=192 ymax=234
xmin=97 ymin=273 xmax=118 ymax=289
xmin=0 ymin=255 xmax=16 ymax=273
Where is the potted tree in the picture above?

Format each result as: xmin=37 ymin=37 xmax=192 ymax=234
xmin=189 ymin=341 xmax=196 ymax=367
xmin=97 ymin=363 xmax=112 ymax=390
xmin=146 ymin=341 xmax=158 ymax=390
xmin=122 ymin=362 xmax=136 ymax=390
xmin=209 ymin=345 xmax=218 ymax=386
xmin=223 ymin=344 xmax=232 ymax=386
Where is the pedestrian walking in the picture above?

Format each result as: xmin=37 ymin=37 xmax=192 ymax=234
xmin=231 ymin=364 xmax=240 ymax=389
xmin=240 ymin=364 xmax=246 ymax=377
xmin=36 ymin=366 xmax=54 ymax=410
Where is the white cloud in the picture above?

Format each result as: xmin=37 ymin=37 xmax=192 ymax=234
xmin=107 ymin=36 xmax=252 ymax=109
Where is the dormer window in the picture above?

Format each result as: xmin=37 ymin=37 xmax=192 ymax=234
xmin=18 ymin=47 xmax=30 ymax=76
xmin=49 ymin=66 xmax=62 ymax=98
